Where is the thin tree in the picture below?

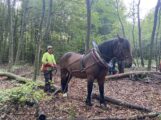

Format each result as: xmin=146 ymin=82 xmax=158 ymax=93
xmin=148 ymin=0 xmax=161 ymax=70
xmin=115 ymin=0 xmax=126 ymax=38
xmin=154 ymin=7 xmax=161 ymax=70
xmin=158 ymin=8 xmax=161 ymax=63
xmin=85 ymin=0 xmax=91 ymax=53
xmin=137 ymin=0 xmax=144 ymax=67
xmin=131 ymin=0 xmax=139 ymax=66
xmin=15 ymin=0 xmax=29 ymax=65
xmin=7 ymin=0 xmax=14 ymax=70
xmin=0 ymin=0 xmax=6 ymax=64
xmin=33 ymin=0 xmax=46 ymax=81
xmin=43 ymin=0 xmax=52 ymax=43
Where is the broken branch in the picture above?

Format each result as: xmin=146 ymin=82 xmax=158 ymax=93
xmin=91 ymin=112 xmax=160 ymax=120
xmin=106 ymin=71 xmax=161 ymax=80
xmin=92 ymin=94 xmax=152 ymax=112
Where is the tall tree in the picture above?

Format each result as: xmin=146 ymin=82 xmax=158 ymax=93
xmin=33 ymin=0 xmax=46 ymax=81
xmin=43 ymin=0 xmax=52 ymax=43
xmin=0 ymin=1 xmax=6 ymax=64
xmin=7 ymin=0 xmax=14 ymax=69
xmin=15 ymin=0 xmax=29 ymax=65
xmin=131 ymin=0 xmax=138 ymax=66
xmin=148 ymin=0 xmax=161 ymax=70
xmin=137 ymin=0 xmax=144 ymax=67
xmin=115 ymin=0 xmax=126 ymax=38
xmin=85 ymin=0 xmax=91 ymax=52
xmin=154 ymin=8 xmax=161 ymax=70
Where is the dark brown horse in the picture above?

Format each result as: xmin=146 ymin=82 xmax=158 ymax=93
xmin=59 ymin=37 xmax=132 ymax=106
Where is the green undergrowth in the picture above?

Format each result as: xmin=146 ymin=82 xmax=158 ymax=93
xmin=159 ymin=114 xmax=161 ymax=120
xmin=0 ymin=81 xmax=47 ymax=106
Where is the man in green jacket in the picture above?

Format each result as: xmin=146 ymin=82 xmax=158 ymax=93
xmin=41 ymin=45 xmax=56 ymax=92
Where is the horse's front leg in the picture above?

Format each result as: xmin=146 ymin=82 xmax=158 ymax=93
xmin=118 ymin=61 xmax=125 ymax=73
xmin=86 ymin=76 xmax=94 ymax=106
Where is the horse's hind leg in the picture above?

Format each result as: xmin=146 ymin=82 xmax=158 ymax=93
xmin=97 ymin=72 xmax=106 ymax=106
xmin=97 ymin=78 xmax=105 ymax=106
xmin=86 ymin=76 xmax=94 ymax=106
xmin=61 ymin=69 xmax=72 ymax=93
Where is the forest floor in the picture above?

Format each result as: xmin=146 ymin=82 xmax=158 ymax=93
xmin=0 ymin=65 xmax=161 ymax=120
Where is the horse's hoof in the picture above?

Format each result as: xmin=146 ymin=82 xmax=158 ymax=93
xmin=100 ymin=103 xmax=110 ymax=110
xmin=86 ymin=102 xmax=93 ymax=106
xmin=85 ymin=100 xmax=93 ymax=106
xmin=63 ymin=93 xmax=68 ymax=97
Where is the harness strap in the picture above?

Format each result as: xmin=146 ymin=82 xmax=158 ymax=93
xmin=80 ymin=55 xmax=85 ymax=72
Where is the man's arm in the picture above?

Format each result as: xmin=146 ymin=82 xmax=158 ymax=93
xmin=52 ymin=55 xmax=56 ymax=65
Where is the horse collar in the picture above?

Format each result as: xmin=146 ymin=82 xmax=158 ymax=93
xmin=91 ymin=49 xmax=108 ymax=68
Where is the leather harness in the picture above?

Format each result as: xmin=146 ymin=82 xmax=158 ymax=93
xmin=79 ymin=48 xmax=108 ymax=72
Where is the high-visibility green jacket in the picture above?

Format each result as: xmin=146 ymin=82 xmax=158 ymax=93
xmin=41 ymin=52 xmax=56 ymax=71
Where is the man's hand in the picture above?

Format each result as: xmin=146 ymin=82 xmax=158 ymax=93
xmin=53 ymin=64 xmax=57 ymax=68
xmin=50 ymin=64 xmax=54 ymax=67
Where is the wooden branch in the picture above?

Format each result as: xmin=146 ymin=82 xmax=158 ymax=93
xmin=106 ymin=71 xmax=161 ymax=80
xmin=91 ymin=112 xmax=160 ymax=120
xmin=92 ymin=94 xmax=152 ymax=112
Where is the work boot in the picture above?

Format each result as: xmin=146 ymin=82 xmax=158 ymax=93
xmin=44 ymin=83 xmax=51 ymax=92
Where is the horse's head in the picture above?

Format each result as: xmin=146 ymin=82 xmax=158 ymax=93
xmin=113 ymin=36 xmax=132 ymax=68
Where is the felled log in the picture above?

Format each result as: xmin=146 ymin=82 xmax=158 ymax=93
xmin=20 ymin=72 xmax=33 ymax=77
xmin=91 ymin=112 xmax=160 ymax=120
xmin=92 ymin=94 xmax=151 ymax=112
xmin=0 ymin=72 xmax=61 ymax=93
xmin=106 ymin=71 xmax=161 ymax=80
xmin=0 ymin=72 xmax=31 ymax=83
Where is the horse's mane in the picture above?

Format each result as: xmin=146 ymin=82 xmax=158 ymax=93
xmin=98 ymin=38 xmax=118 ymax=62
xmin=98 ymin=38 xmax=130 ymax=62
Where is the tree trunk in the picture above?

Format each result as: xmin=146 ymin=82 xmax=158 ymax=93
xmin=7 ymin=0 xmax=14 ymax=70
xmin=159 ymin=39 xmax=161 ymax=63
xmin=85 ymin=0 xmax=91 ymax=53
xmin=33 ymin=0 xmax=46 ymax=81
xmin=0 ymin=2 xmax=5 ymax=64
xmin=43 ymin=0 xmax=52 ymax=43
xmin=148 ymin=0 xmax=161 ymax=70
xmin=15 ymin=0 xmax=29 ymax=65
xmin=115 ymin=0 xmax=126 ymax=38
xmin=137 ymin=0 xmax=144 ymax=67
xmin=13 ymin=10 xmax=18 ymax=59
xmin=155 ymin=8 xmax=161 ymax=70
xmin=131 ymin=0 xmax=139 ymax=66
